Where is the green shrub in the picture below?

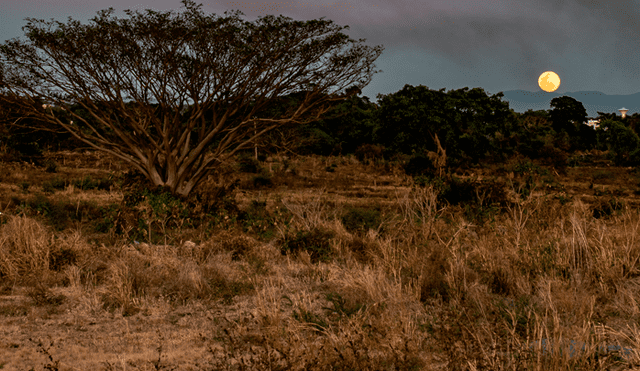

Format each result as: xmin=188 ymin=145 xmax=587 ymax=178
xmin=251 ymin=173 xmax=273 ymax=188
xmin=20 ymin=195 xmax=103 ymax=231
xmin=487 ymin=267 xmax=514 ymax=296
xmin=191 ymin=179 xmax=240 ymax=217
xmin=598 ymin=120 xmax=640 ymax=165
xmin=340 ymin=206 xmax=382 ymax=236
xmin=517 ymin=241 xmax=562 ymax=279
xmin=12 ymin=140 xmax=42 ymax=159
xmin=413 ymin=174 xmax=448 ymax=193
xmin=403 ymin=151 xmax=436 ymax=177
xmin=144 ymin=187 xmax=187 ymax=218
xmin=42 ymin=177 xmax=67 ymax=192
xmin=280 ymin=227 xmax=335 ymax=263
xmin=94 ymin=204 xmax=120 ymax=233
xmin=463 ymin=203 xmax=499 ymax=226
xmin=196 ymin=266 xmax=254 ymax=305
xmin=592 ymin=197 xmax=624 ymax=219
xmin=439 ymin=176 xmax=477 ymax=206
xmin=292 ymin=307 xmax=328 ymax=333
xmin=238 ymin=200 xmax=272 ymax=237
xmin=19 ymin=181 xmax=30 ymax=192
xmin=540 ymin=145 xmax=567 ymax=172
xmin=420 ymin=246 xmax=450 ymax=303
xmin=593 ymin=170 xmax=614 ymax=180
xmin=118 ymin=186 xmax=192 ymax=243
xmin=325 ymin=163 xmax=337 ymax=172
xmin=118 ymin=170 xmax=153 ymax=205
xmin=512 ymin=159 xmax=547 ymax=176
xmin=324 ymin=292 xmax=367 ymax=319
xmin=73 ymin=175 xmax=114 ymax=191
xmin=421 ymin=176 xmax=506 ymax=225
xmin=43 ymin=159 xmax=58 ymax=173
xmin=236 ymin=153 xmax=262 ymax=173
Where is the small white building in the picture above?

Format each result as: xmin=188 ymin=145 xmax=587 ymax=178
xmin=581 ymin=107 xmax=630 ymax=129
xmin=583 ymin=118 xmax=601 ymax=129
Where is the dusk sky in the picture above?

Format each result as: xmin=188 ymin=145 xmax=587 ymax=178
xmin=3 ymin=0 xmax=640 ymax=105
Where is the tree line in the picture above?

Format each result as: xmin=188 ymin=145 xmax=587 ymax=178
xmin=3 ymin=83 xmax=637 ymax=169
xmin=1 ymin=0 xmax=637 ymax=199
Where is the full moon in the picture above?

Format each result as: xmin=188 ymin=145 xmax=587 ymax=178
xmin=538 ymin=71 xmax=561 ymax=92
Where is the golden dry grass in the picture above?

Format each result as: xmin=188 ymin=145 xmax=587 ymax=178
xmin=1 ymin=151 xmax=640 ymax=370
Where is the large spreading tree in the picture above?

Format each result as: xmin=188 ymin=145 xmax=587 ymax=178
xmin=0 ymin=0 xmax=383 ymax=196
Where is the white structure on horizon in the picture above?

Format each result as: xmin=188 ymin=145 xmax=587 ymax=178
xmin=582 ymin=106 xmax=631 ymax=129
xmin=619 ymin=107 xmax=629 ymax=119
xmin=584 ymin=118 xmax=601 ymax=129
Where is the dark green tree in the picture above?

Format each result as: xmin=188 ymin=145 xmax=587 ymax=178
xmin=373 ymin=85 xmax=450 ymax=157
xmin=0 ymin=93 xmax=85 ymax=158
xmin=597 ymin=119 xmax=640 ymax=165
xmin=445 ymin=87 xmax=516 ymax=162
xmin=549 ymin=96 xmax=587 ymax=136
xmin=293 ymin=89 xmax=380 ymax=156
xmin=0 ymin=0 xmax=383 ymax=196
xmin=596 ymin=111 xmax=618 ymax=121
xmin=515 ymin=109 xmax=554 ymax=158
xmin=626 ymin=112 xmax=640 ymax=136
xmin=372 ymin=84 xmax=514 ymax=165
xmin=201 ymin=88 xmax=379 ymax=157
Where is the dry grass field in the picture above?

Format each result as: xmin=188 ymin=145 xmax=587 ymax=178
xmin=2 ymin=149 xmax=640 ymax=370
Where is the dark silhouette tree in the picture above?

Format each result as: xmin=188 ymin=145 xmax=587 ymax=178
xmin=515 ymin=109 xmax=554 ymax=159
xmin=372 ymin=84 xmax=514 ymax=165
xmin=549 ymin=96 xmax=587 ymax=135
xmin=0 ymin=93 xmax=85 ymax=159
xmin=224 ymin=88 xmax=380 ymax=157
xmin=596 ymin=111 xmax=618 ymax=121
xmin=291 ymin=90 xmax=380 ymax=156
xmin=0 ymin=0 xmax=383 ymax=196
xmin=597 ymin=119 xmax=640 ymax=165
xmin=373 ymin=85 xmax=450 ymax=158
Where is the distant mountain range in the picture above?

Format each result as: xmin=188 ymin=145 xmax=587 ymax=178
xmin=500 ymin=90 xmax=640 ymax=118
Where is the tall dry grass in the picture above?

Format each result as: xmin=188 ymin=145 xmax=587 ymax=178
xmin=0 ymin=214 xmax=53 ymax=280
xmin=3 ymin=178 xmax=640 ymax=369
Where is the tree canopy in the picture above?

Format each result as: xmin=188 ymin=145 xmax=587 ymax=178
xmin=0 ymin=0 xmax=383 ymax=196
xmin=549 ymin=96 xmax=587 ymax=135
xmin=372 ymin=85 xmax=515 ymax=165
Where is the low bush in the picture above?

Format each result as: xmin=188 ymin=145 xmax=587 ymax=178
xmin=238 ymin=199 xmax=274 ymax=238
xmin=15 ymin=194 xmax=103 ymax=231
xmin=403 ymin=151 xmax=436 ymax=177
xmin=236 ymin=152 xmax=262 ymax=173
xmin=43 ymin=159 xmax=58 ymax=173
xmin=42 ymin=176 xmax=67 ymax=192
xmin=279 ymin=227 xmax=335 ymax=263
xmin=325 ymin=163 xmax=337 ymax=172
xmin=251 ymin=173 xmax=273 ymax=188
xmin=340 ymin=206 xmax=383 ymax=236
xmin=355 ymin=143 xmax=385 ymax=165
xmin=420 ymin=245 xmax=450 ymax=303
xmin=73 ymin=174 xmax=114 ymax=191
xmin=592 ymin=197 xmax=624 ymax=219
